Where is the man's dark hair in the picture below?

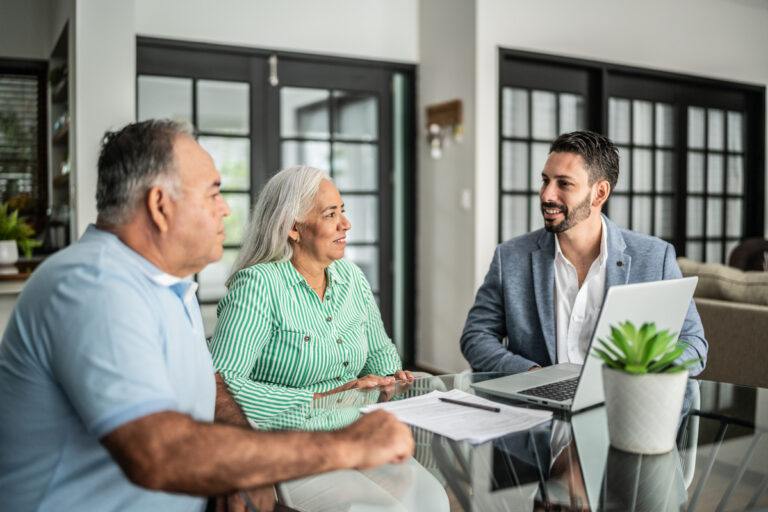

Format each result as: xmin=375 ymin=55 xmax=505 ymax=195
xmin=96 ymin=119 xmax=194 ymax=226
xmin=549 ymin=130 xmax=619 ymax=191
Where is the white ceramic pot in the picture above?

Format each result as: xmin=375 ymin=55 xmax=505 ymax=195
xmin=0 ymin=240 xmax=18 ymax=274
xmin=602 ymin=366 xmax=688 ymax=454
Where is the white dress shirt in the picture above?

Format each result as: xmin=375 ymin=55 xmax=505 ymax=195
xmin=554 ymin=217 xmax=608 ymax=364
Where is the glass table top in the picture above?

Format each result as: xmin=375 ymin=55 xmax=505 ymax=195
xmin=261 ymin=373 xmax=768 ymax=511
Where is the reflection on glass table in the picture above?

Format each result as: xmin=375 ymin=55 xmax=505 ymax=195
xmin=261 ymin=379 xmax=450 ymax=512
xmin=254 ymin=373 xmax=768 ymax=512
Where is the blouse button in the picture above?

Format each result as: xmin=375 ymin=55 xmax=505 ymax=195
xmin=343 ymin=361 xmax=349 ymax=367
xmin=336 ymin=376 xmax=342 ymax=381
xmin=326 ymin=316 xmax=332 ymax=322
xmin=336 ymin=338 xmax=343 ymax=344
xmin=303 ymin=335 xmax=311 ymax=342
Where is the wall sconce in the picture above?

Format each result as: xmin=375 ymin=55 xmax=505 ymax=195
xmin=426 ymin=99 xmax=463 ymax=159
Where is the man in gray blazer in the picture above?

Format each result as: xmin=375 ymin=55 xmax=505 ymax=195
xmin=461 ymin=131 xmax=707 ymax=375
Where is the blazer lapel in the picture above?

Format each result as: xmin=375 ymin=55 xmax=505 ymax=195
xmin=532 ymin=231 xmax=556 ymax=366
xmin=604 ymin=215 xmax=631 ymax=288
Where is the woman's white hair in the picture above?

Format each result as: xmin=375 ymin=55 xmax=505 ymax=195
xmin=227 ymin=165 xmax=328 ymax=287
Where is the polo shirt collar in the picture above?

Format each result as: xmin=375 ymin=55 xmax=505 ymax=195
xmin=84 ymin=224 xmax=199 ymax=304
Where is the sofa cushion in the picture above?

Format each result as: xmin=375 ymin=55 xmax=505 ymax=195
xmin=694 ymin=297 xmax=768 ymax=388
xmin=677 ymin=257 xmax=768 ymax=306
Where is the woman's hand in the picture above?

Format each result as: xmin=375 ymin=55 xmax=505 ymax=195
xmin=313 ymin=374 xmax=395 ymax=399
xmin=392 ymin=370 xmax=415 ymax=382
xmin=355 ymin=374 xmax=395 ymax=388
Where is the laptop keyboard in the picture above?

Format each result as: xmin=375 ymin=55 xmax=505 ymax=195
xmin=519 ymin=377 xmax=579 ymax=402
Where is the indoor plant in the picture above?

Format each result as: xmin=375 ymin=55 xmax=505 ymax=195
xmin=592 ymin=321 xmax=700 ymax=454
xmin=0 ymin=203 xmax=42 ymax=272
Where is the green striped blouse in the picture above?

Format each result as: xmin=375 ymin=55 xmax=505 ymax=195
xmin=209 ymin=258 xmax=402 ymax=425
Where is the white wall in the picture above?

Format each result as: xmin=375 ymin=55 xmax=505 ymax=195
xmin=134 ymin=0 xmax=418 ymax=63
xmin=71 ymin=0 xmax=136 ymax=236
xmin=417 ymin=0 xmax=477 ymax=373
xmin=0 ymin=0 xmax=50 ymax=60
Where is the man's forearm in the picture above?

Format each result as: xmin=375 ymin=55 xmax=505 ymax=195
xmin=101 ymin=409 xmax=412 ymax=496
xmin=103 ymin=412 xmax=358 ymax=495
xmin=214 ymin=373 xmax=250 ymax=427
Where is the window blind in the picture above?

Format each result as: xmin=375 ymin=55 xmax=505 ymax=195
xmin=0 ymin=73 xmax=40 ymax=211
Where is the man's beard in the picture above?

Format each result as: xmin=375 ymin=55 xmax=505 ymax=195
xmin=542 ymin=192 xmax=592 ymax=233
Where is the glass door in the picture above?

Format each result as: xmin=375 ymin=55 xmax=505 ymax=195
xmin=266 ymin=58 xmax=395 ymax=331
xmin=136 ymin=40 xmax=416 ymax=362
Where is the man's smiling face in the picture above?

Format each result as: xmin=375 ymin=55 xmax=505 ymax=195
xmin=539 ymin=152 xmax=597 ymax=234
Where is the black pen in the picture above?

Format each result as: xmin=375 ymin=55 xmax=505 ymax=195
xmin=438 ymin=397 xmax=500 ymax=413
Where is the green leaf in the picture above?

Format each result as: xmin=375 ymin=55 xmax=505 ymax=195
xmin=597 ymin=340 xmax=624 ymax=362
xmin=638 ymin=322 xmax=656 ymax=344
xmin=609 ymin=326 xmax=633 ymax=359
xmin=648 ymin=347 xmax=685 ymax=372
xmin=0 ymin=202 xmax=40 ymax=257
xmin=641 ymin=329 xmax=678 ymax=365
xmin=624 ymin=363 xmax=648 ymax=374
xmin=595 ymin=321 xmax=694 ymax=374
xmin=667 ymin=358 xmax=702 ymax=373
xmin=592 ymin=348 xmax=623 ymax=369
xmin=622 ymin=321 xmax=638 ymax=342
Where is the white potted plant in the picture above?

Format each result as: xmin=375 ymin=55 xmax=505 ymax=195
xmin=0 ymin=203 xmax=42 ymax=273
xmin=592 ymin=321 xmax=700 ymax=454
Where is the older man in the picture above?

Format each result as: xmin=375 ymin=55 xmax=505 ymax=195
xmin=0 ymin=120 xmax=413 ymax=511
xmin=461 ymin=130 xmax=707 ymax=374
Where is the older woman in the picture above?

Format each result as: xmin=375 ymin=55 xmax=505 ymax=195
xmin=210 ymin=166 xmax=413 ymax=424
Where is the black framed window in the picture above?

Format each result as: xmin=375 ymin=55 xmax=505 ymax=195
xmin=498 ymin=59 xmax=594 ymax=241
xmin=498 ymin=49 xmax=765 ymax=263
xmin=500 ymin=87 xmax=586 ymax=239
xmin=0 ymin=59 xmax=47 ymax=235
xmin=275 ymin=83 xmax=385 ymax=307
xmin=684 ymin=107 xmax=746 ymax=262
xmin=137 ymin=39 xmax=416 ymax=365
xmin=607 ymin=98 xmax=676 ymax=240
xmin=138 ymin=74 xmax=252 ymax=300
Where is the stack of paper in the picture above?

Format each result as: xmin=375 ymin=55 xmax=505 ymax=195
xmin=360 ymin=389 xmax=552 ymax=444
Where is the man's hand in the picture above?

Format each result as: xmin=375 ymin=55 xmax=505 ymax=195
xmin=215 ymin=485 xmax=276 ymax=512
xmin=335 ymin=410 xmax=414 ymax=470
xmin=528 ymin=365 xmax=542 ymax=371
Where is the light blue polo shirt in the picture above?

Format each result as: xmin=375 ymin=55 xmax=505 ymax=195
xmin=0 ymin=225 xmax=216 ymax=511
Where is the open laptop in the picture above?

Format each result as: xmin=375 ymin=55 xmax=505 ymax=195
xmin=470 ymin=277 xmax=698 ymax=412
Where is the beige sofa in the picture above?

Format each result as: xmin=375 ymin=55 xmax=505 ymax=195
xmin=677 ymin=257 xmax=768 ymax=389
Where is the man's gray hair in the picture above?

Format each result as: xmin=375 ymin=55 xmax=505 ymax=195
xmin=228 ymin=166 xmax=327 ymax=286
xmin=96 ymin=119 xmax=195 ymax=226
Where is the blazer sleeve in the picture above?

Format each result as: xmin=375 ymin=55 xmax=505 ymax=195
xmin=460 ymin=246 xmax=541 ymax=373
xmin=662 ymin=244 xmax=708 ymax=376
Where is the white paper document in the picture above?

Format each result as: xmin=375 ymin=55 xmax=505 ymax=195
xmin=359 ymin=389 xmax=552 ymax=444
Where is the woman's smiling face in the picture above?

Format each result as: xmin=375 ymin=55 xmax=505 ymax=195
xmin=294 ymin=179 xmax=352 ymax=266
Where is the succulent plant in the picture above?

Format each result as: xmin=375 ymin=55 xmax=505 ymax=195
xmin=0 ymin=203 xmax=42 ymax=259
xmin=592 ymin=321 xmax=701 ymax=374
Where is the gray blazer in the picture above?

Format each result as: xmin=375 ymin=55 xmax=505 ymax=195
xmin=460 ymin=216 xmax=708 ymax=375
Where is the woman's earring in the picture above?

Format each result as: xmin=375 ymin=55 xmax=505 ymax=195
xmin=295 ymin=236 xmax=301 ymax=244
